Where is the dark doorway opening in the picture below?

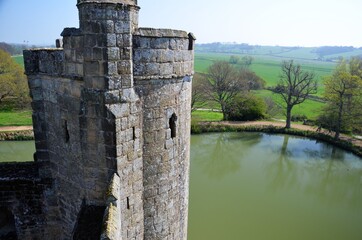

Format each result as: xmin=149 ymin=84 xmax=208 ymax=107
xmin=0 ymin=208 xmax=17 ymax=240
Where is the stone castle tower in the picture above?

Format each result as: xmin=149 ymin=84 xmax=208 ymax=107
xmin=0 ymin=0 xmax=194 ymax=239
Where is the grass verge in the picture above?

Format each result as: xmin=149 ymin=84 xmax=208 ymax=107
xmin=191 ymin=110 xmax=223 ymax=122
xmin=0 ymin=110 xmax=33 ymax=126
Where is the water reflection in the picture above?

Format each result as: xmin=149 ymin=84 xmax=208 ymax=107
xmin=189 ymin=132 xmax=362 ymax=240
xmin=0 ymin=141 xmax=35 ymax=162
xmin=262 ymin=134 xmax=362 ymax=207
xmin=191 ymin=133 xmax=263 ymax=179
xmin=265 ymin=135 xmax=299 ymax=191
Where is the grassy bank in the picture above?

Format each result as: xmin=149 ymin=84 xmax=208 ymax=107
xmin=191 ymin=121 xmax=362 ymax=158
xmin=0 ymin=130 xmax=34 ymax=141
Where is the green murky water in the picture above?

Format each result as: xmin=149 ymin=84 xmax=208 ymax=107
xmin=188 ymin=132 xmax=362 ymax=240
xmin=0 ymin=141 xmax=35 ymax=162
xmin=1 ymin=135 xmax=362 ymax=239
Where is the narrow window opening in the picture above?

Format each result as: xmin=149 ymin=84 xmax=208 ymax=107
xmin=169 ymin=113 xmax=177 ymax=139
xmin=63 ymin=120 xmax=70 ymax=143
xmin=188 ymin=33 xmax=196 ymax=50
xmin=132 ymin=127 xmax=136 ymax=141
xmin=126 ymin=197 xmax=130 ymax=210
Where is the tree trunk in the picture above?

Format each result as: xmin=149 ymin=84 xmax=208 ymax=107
xmin=221 ymin=102 xmax=227 ymax=120
xmin=285 ymin=105 xmax=292 ymax=128
xmin=334 ymin=102 xmax=343 ymax=140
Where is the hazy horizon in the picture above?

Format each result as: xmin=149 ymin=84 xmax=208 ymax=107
xmin=0 ymin=0 xmax=361 ymax=48
xmin=3 ymin=41 xmax=361 ymax=50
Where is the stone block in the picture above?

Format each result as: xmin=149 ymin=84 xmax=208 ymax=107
xmin=92 ymin=47 xmax=106 ymax=60
xmin=117 ymin=61 xmax=132 ymax=75
xmin=97 ymin=34 xmax=107 ymax=47
xmin=107 ymin=62 xmax=118 ymax=75
xmin=107 ymin=47 xmax=120 ymax=61
xmin=76 ymin=63 xmax=84 ymax=76
xmin=120 ymin=75 xmax=133 ymax=88
xmin=104 ymin=20 xmax=114 ymax=33
xmin=145 ymin=63 xmax=159 ymax=76
xmin=85 ymin=76 xmax=107 ymax=89
xmin=107 ymin=34 xmax=117 ymax=47
xmin=115 ymin=21 xmax=131 ymax=34
xmin=75 ymin=50 xmax=84 ymax=62
xmin=174 ymin=50 xmax=183 ymax=62
xmin=71 ymin=36 xmax=84 ymax=49
xmin=108 ymin=103 xmax=130 ymax=118
xmin=182 ymin=50 xmax=193 ymax=61
xmin=84 ymin=61 xmax=100 ymax=76
xmin=83 ymin=47 xmax=92 ymax=61
xmin=120 ymin=47 xmax=131 ymax=60
xmin=159 ymin=50 xmax=174 ymax=63
xmin=133 ymin=37 xmax=151 ymax=49
xmin=84 ymin=34 xmax=98 ymax=48
xmin=107 ymin=76 xmax=122 ymax=90
xmin=118 ymin=9 xmax=131 ymax=21
xmin=105 ymin=90 xmax=120 ymax=104
xmin=151 ymin=38 xmax=169 ymax=49
xmin=159 ymin=63 xmax=173 ymax=76
xmin=122 ymin=34 xmax=132 ymax=48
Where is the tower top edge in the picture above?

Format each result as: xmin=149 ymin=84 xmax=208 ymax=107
xmin=77 ymin=0 xmax=138 ymax=6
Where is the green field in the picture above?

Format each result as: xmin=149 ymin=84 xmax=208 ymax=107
xmin=194 ymin=51 xmax=335 ymax=121
xmin=0 ymin=110 xmax=32 ymax=126
xmin=191 ymin=110 xmax=223 ymax=122
xmin=254 ymin=90 xmax=324 ymax=120
xmin=12 ymin=55 xmax=24 ymax=67
xmin=195 ymin=52 xmax=335 ymax=95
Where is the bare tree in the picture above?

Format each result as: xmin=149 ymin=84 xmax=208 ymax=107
xmin=204 ymin=61 xmax=247 ymax=119
xmin=276 ymin=60 xmax=317 ymax=128
xmin=191 ymin=73 xmax=208 ymax=112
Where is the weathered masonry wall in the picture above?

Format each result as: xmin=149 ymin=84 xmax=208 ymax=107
xmin=136 ymin=78 xmax=192 ymax=239
xmin=1 ymin=0 xmax=195 ymax=239
xmin=0 ymin=163 xmax=54 ymax=239
xmin=133 ymin=28 xmax=193 ymax=239
xmin=24 ymin=47 xmax=119 ymax=239
xmin=133 ymin=28 xmax=194 ymax=79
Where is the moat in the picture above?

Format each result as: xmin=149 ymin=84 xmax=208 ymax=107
xmin=188 ymin=132 xmax=362 ymax=240
xmin=1 ymin=132 xmax=362 ymax=239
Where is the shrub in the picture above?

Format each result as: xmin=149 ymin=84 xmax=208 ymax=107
xmin=291 ymin=114 xmax=307 ymax=122
xmin=224 ymin=94 xmax=266 ymax=121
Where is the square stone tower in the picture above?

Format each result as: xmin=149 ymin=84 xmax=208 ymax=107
xmin=21 ymin=0 xmax=195 ymax=239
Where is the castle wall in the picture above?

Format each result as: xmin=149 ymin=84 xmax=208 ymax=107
xmin=135 ymin=78 xmax=192 ymax=239
xmin=133 ymin=28 xmax=194 ymax=79
xmin=106 ymin=88 xmax=144 ymax=239
xmin=133 ymin=29 xmax=193 ymax=239
xmin=18 ymin=1 xmax=194 ymax=239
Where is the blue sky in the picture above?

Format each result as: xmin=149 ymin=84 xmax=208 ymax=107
xmin=0 ymin=0 xmax=361 ymax=47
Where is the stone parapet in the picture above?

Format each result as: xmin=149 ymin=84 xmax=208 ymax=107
xmin=23 ymin=49 xmax=64 ymax=77
xmin=133 ymin=28 xmax=194 ymax=80
xmin=77 ymin=0 xmax=138 ymax=7
xmin=134 ymin=28 xmax=189 ymax=38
